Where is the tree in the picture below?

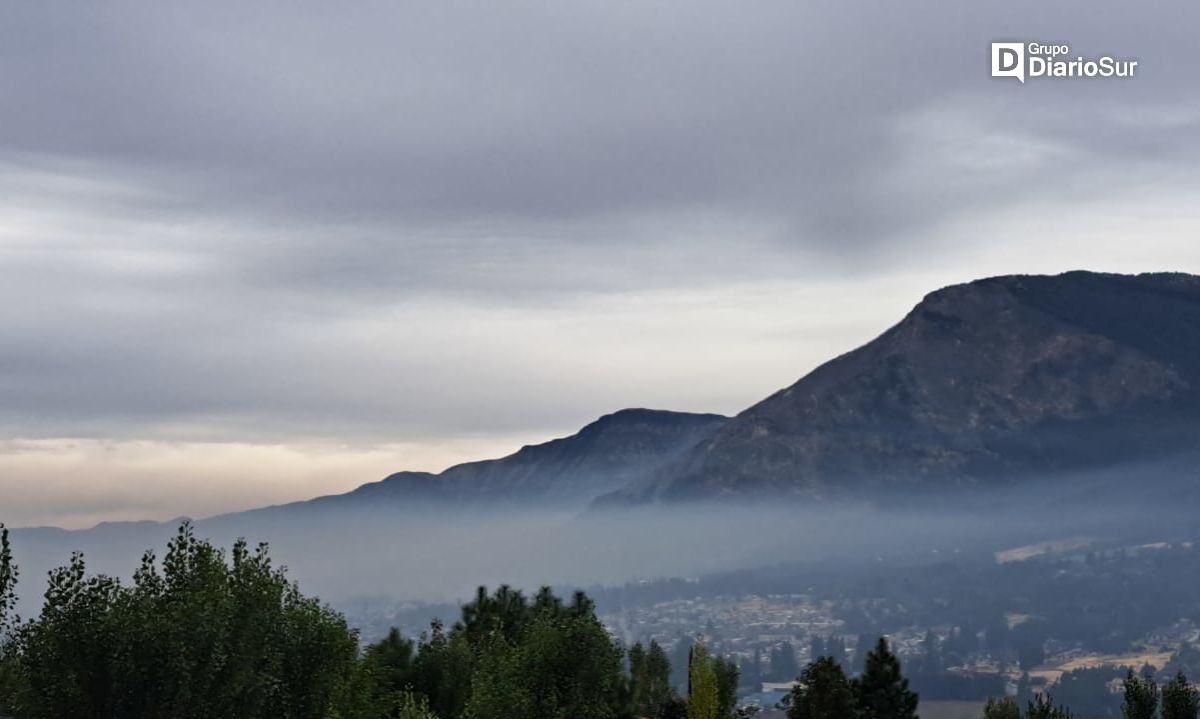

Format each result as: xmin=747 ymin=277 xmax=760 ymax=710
xmin=460 ymin=584 xmax=531 ymax=646
xmin=356 ymin=627 xmax=417 ymax=716
xmin=827 ymin=637 xmax=848 ymax=672
xmin=631 ymin=640 xmax=676 ymax=718
xmin=1027 ymin=692 xmax=1075 ymax=719
xmin=0 ymin=523 xmax=16 ymax=715
xmin=1162 ymin=672 xmax=1199 ymax=719
xmin=0 ymin=524 xmax=16 ymax=637
xmin=410 ymin=619 xmax=474 ymax=719
xmin=787 ymin=657 xmax=861 ymax=719
xmin=982 ymin=696 xmax=1021 ymax=719
xmin=658 ymin=697 xmax=689 ymax=719
xmin=464 ymin=591 xmax=624 ymax=719
xmin=389 ymin=691 xmax=440 ymax=719
xmin=714 ymin=656 xmax=739 ymax=719
xmin=1123 ymin=668 xmax=1160 ymax=719
xmin=0 ymin=523 xmax=360 ymax=719
xmin=855 ymin=637 xmax=918 ymax=719
xmin=688 ymin=641 xmax=721 ymax=719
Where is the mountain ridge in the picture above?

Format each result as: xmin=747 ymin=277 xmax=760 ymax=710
xmin=224 ymin=407 xmax=729 ymax=518
xmin=598 ymin=271 xmax=1200 ymax=504
xmin=16 ymin=270 xmax=1200 ymax=532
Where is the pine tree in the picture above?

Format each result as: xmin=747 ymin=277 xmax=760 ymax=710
xmin=1123 ymin=668 xmax=1160 ymax=719
xmin=1163 ymin=672 xmax=1198 ymax=719
xmin=855 ymin=637 xmax=918 ymax=719
xmin=787 ymin=656 xmax=861 ymax=719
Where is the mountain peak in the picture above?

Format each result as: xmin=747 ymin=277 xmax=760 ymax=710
xmin=603 ymin=270 xmax=1200 ymax=504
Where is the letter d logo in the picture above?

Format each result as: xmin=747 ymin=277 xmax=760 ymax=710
xmin=991 ymin=42 xmax=1025 ymax=83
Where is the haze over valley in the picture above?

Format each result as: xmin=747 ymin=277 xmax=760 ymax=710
xmin=4 ymin=3 xmax=1200 ymax=717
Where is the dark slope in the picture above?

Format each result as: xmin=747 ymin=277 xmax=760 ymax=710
xmin=243 ymin=408 xmax=729 ymax=515
xmin=602 ymin=272 xmax=1200 ymax=503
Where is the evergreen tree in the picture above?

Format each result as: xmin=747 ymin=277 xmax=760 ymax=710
xmin=688 ymin=641 xmax=721 ymax=719
xmin=1123 ymin=668 xmax=1160 ymax=719
xmin=855 ymin=637 xmax=918 ymax=719
xmin=631 ymin=641 xmax=649 ymax=713
xmin=1026 ymin=692 xmax=1075 ymax=719
xmin=1162 ymin=672 xmax=1199 ymax=719
xmin=359 ymin=628 xmax=417 ymax=713
xmin=981 ymin=696 xmax=1021 ymax=719
xmin=787 ymin=656 xmax=861 ymax=719
xmin=409 ymin=619 xmax=474 ymax=719
xmin=714 ymin=656 xmax=740 ymax=719
xmin=631 ymin=640 xmax=676 ymax=718
xmin=460 ymin=584 xmax=531 ymax=646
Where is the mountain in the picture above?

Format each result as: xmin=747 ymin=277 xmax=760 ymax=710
xmin=259 ymin=408 xmax=728 ymax=513
xmin=600 ymin=271 xmax=1200 ymax=504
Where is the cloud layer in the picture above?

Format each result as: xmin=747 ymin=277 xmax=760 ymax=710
xmin=2 ymin=1 xmax=1199 ymax=526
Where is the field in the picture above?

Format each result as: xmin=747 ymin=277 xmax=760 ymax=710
xmin=1028 ymin=649 xmax=1173 ymax=684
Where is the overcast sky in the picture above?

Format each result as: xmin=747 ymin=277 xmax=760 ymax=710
xmin=3 ymin=1 xmax=1199 ymax=527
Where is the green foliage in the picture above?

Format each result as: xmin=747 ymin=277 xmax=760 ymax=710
xmin=460 ymin=584 xmax=534 ymax=646
xmin=982 ymin=696 xmax=1021 ymax=719
xmin=464 ymin=592 xmax=624 ymax=719
xmin=855 ymin=637 xmax=918 ymax=719
xmin=787 ymin=656 xmax=861 ymax=719
xmin=393 ymin=692 xmax=440 ymax=719
xmin=0 ymin=522 xmax=360 ymax=719
xmin=358 ymin=627 xmax=418 ymax=713
xmin=713 ymin=654 xmax=739 ymax=719
xmin=657 ymin=697 xmax=689 ymax=719
xmin=2 ymin=524 xmax=1141 ymax=719
xmin=1027 ymin=692 xmax=1075 ymax=719
xmin=687 ymin=642 xmax=721 ymax=719
xmin=630 ymin=639 xmax=675 ymax=717
xmin=1162 ymin=672 xmax=1199 ymax=719
xmin=410 ymin=619 xmax=474 ymax=719
xmin=1123 ymin=668 xmax=1160 ymax=719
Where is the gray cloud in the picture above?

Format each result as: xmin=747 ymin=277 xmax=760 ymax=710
xmin=2 ymin=0 xmax=1200 ymax=524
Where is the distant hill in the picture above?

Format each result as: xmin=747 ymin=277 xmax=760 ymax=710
xmin=13 ymin=271 xmax=1200 ymax=611
xmin=599 ymin=271 xmax=1200 ymax=504
xmin=19 ymin=271 xmax=1200 ymax=529
xmin=249 ymin=408 xmax=728 ymax=514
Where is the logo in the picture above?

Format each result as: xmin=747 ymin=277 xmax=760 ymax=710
xmin=991 ymin=42 xmax=1025 ymax=82
xmin=991 ymin=42 xmax=1138 ymax=83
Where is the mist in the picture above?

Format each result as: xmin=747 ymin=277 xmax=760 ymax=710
xmin=7 ymin=460 xmax=1195 ymax=624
